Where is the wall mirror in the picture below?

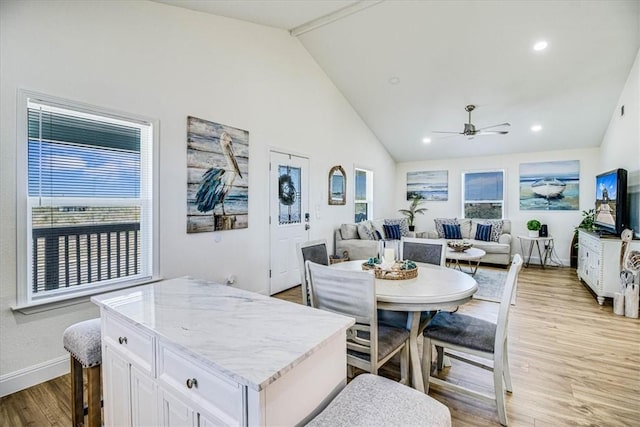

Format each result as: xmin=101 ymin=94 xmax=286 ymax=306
xmin=328 ymin=165 xmax=346 ymax=205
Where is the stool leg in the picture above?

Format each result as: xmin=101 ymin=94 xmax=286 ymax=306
xmin=87 ymin=365 xmax=101 ymax=427
xmin=70 ymin=357 xmax=84 ymax=427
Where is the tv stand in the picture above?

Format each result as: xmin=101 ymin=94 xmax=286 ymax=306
xmin=576 ymin=230 xmax=639 ymax=304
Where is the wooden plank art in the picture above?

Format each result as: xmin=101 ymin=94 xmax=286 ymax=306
xmin=186 ymin=116 xmax=249 ymax=232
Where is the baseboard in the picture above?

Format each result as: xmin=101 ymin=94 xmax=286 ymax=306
xmin=0 ymin=355 xmax=69 ymax=398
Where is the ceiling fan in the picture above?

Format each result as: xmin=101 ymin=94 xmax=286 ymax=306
xmin=433 ymin=105 xmax=510 ymax=138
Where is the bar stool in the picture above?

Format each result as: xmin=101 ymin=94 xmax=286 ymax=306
xmin=305 ymin=374 xmax=451 ymax=426
xmin=63 ymin=318 xmax=102 ymax=427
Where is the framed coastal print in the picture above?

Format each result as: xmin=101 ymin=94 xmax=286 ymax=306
xmin=519 ymin=160 xmax=579 ymax=210
xmin=406 ymin=170 xmax=448 ymax=201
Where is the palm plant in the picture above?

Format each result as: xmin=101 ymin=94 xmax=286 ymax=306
xmin=399 ymin=195 xmax=428 ymax=231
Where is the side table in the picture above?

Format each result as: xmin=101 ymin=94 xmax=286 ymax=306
xmin=446 ymin=247 xmax=486 ymax=276
xmin=518 ymin=235 xmax=554 ymax=268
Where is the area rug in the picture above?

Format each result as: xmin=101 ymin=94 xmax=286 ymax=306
xmin=472 ymin=269 xmax=507 ymax=303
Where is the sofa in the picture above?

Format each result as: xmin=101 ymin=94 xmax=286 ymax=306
xmin=418 ymin=218 xmax=512 ymax=266
xmin=335 ymin=219 xmax=411 ymax=261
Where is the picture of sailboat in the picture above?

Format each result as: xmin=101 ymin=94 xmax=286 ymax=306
xmin=531 ymin=178 xmax=566 ymax=198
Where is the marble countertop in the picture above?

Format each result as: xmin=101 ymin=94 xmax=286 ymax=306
xmin=91 ymin=277 xmax=354 ymax=391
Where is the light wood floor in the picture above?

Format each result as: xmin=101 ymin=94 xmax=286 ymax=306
xmin=1 ymin=266 xmax=638 ymax=426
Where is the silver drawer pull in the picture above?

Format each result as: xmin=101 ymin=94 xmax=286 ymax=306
xmin=186 ymin=378 xmax=198 ymax=389
xmin=118 ymin=336 xmax=128 ymax=345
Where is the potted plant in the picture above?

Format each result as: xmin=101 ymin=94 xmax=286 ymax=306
xmin=527 ymin=219 xmax=542 ymax=237
xmin=399 ymin=195 xmax=428 ymax=232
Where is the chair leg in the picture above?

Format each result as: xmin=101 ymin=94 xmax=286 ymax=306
xmin=503 ymin=342 xmax=513 ymax=393
xmin=436 ymin=345 xmax=444 ymax=370
xmin=70 ymin=357 xmax=84 ymax=427
xmin=347 ymin=365 xmax=354 ymax=379
xmin=421 ymin=337 xmax=432 ymax=393
xmin=399 ymin=343 xmax=409 ymax=385
xmin=87 ymin=365 xmax=101 ymax=427
xmin=494 ymin=355 xmax=508 ymax=426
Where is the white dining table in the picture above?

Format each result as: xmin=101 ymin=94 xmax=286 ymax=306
xmin=331 ymin=260 xmax=478 ymax=392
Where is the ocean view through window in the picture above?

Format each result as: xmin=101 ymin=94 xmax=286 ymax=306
xmin=17 ymin=91 xmax=157 ymax=308
xmin=462 ymin=170 xmax=505 ymax=219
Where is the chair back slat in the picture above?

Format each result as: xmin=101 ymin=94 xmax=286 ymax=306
xmin=306 ymin=261 xmax=375 ymax=324
xmin=297 ymin=240 xmax=330 ymax=306
xmin=400 ymin=237 xmax=446 ymax=266
xmin=495 ymin=254 xmax=523 ymax=348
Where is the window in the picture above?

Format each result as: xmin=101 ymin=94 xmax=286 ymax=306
xmin=16 ymin=91 xmax=158 ymax=309
xmin=462 ymin=170 xmax=504 ymax=219
xmin=354 ymin=168 xmax=373 ymax=223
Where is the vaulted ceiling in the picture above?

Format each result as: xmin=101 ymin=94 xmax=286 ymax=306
xmin=155 ymin=1 xmax=639 ymax=162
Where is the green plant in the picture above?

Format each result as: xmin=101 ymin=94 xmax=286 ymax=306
xmin=526 ymin=219 xmax=542 ymax=231
xmin=573 ymin=209 xmax=596 ymax=247
xmin=399 ymin=195 xmax=428 ymax=227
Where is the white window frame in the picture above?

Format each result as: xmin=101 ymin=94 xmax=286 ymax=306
xmin=354 ymin=167 xmax=373 ymax=223
xmin=14 ymin=90 xmax=160 ymax=313
xmin=461 ymin=169 xmax=505 ymax=219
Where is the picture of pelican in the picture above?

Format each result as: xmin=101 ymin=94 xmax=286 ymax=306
xmin=187 ymin=116 xmax=249 ymax=233
xmin=195 ymin=131 xmax=243 ymax=216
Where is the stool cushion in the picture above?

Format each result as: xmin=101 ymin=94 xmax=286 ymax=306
xmin=305 ymin=374 xmax=451 ymax=426
xmin=63 ymin=318 xmax=102 ymax=367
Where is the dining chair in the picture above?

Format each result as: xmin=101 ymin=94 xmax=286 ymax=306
xmin=306 ymin=261 xmax=410 ymax=384
xmin=296 ymin=240 xmax=330 ymax=306
xmin=422 ymin=254 xmax=523 ymax=426
xmin=399 ymin=237 xmax=446 ymax=266
xmin=378 ymin=237 xmax=447 ymax=331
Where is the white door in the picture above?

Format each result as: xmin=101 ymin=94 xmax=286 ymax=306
xmin=269 ymin=151 xmax=310 ymax=295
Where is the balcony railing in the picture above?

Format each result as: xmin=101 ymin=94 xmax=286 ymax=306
xmin=32 ymin=222 xmax=140 ymax=293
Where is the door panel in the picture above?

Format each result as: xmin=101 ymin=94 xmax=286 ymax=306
xmin=270 ymin=151 xmax=309 ymax=295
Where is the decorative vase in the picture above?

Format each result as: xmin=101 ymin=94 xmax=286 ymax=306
xmin=528 ymin=230 xmax=539 ymax=238
xmin=409 ymin=225 xmax=415 ymax=232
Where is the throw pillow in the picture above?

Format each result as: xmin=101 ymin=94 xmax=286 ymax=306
xmin=373 ymin=230 xmax=383 ymax=240
xmin=357 ymin=222 xmax=375 ymax=240
xmin=434 ymin=218 xmax=458 ymax=238
xmin=384 ymin=218 xmax=410 ymax=237
xmin=475 ymin=223 xmax=492 ymax=242
xmin=340 ymin=223 xmax=359 ymax=240
xmin=443 ymin=223 xmax=462 ymax=239
xmin=383 ymin=224 xmax=402 ymax=240
xmin=485 ymin=219 xmax=504 ymax=242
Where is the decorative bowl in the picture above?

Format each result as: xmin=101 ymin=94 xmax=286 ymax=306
xmin=447 ymin=240 xmax=473 ymax=252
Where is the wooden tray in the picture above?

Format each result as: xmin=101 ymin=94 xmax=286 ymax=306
xmin=362 ymin=261 xmax=418 ymax=280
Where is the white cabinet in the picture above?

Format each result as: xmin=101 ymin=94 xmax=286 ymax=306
xmin=102 ymin=312 xmax=157 ymax=426
xmin=93 ymin=278 xmax=353 ymax=427
xmin=577 ymin=230 xmax=639 ymax=305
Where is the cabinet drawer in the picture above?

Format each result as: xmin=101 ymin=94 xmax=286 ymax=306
xmin=103 ymin=313 xmax=154 ymax=375
xmin=157 ymin=343 xmax=244 ymax=426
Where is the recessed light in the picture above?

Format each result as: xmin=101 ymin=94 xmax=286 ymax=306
xmin=533 ymin=41 xmax=548 ymax=51
xmin=531 ymin=124 xmax=542 ymax=132
xmin=422 ymin=137 xmax=431 ymax=144
xmin=388 ymin=76 xmax=400 ymax=85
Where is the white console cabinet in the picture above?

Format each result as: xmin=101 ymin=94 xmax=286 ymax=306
xmin=577 ymin=230 xmax=639 ymax=305
xmin=92 ymin=277 xmax=353 ymax=427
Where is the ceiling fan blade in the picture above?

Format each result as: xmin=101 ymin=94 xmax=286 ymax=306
xmin=478 ymin=130 xmax=509 ymax=135
xmin=432 ymin=130 xmax=463 ymax=134
xmin=478 ymin=122 xmax=511 ymax=131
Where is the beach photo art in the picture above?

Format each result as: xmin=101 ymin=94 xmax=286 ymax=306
xmin=407 ymin=170 xmax=448 ymax=201
xmin=520 ymin=160 xmax=579 ymax=210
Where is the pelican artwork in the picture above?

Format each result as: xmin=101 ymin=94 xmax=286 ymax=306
xmin=195 ymin=131 xmax=243 ymax=216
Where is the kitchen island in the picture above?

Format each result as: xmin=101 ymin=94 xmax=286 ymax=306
xmin=91 ymin=277 xmax=354 ymax=426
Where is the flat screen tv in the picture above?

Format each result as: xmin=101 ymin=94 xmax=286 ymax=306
xmin=595 ymin=168 xmax=628 ymax=236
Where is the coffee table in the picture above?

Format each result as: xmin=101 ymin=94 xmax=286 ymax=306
xmin=446 ymin=247 xmax=486 ymax=276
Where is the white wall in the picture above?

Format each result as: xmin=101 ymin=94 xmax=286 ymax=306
xmin=0 ymin=0 xmax=395 ymax=391
xmin=599 ymin=48 xmax=640 ymax=236
xmin=395 ymin=148 xmax=600 ymax=265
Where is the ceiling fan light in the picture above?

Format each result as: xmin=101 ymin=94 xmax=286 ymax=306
xmin=531 ymin=124 xmax=543 ymax=132
xmin=533 ymin=41 xmax=548 ymax=51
